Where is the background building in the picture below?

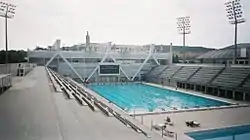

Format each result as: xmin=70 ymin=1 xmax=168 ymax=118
xmin=197 ymin=43 xmax=250 ymax=65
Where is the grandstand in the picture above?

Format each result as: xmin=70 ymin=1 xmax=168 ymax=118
xmin=172 ymin=66 xmax=200 ymax=81
xmin=242 ymin=78 xmax=250 ymax=90
xmin=147 ymin=65 xmax=168 ymax=77
xmin=189 ymin=66 xmax=224 ymax=84
xmin=158 ymin=65 xmax=182 ymax=79
xmin=211 ymin=67 xmax=250 ymax=88
xmin=146 ymin=64 xmax=250 ymax=101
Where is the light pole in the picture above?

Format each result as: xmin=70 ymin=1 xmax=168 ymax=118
xmin=0 ymin=1 xmax=16 ymax=73
xmin=225 ymin=0 xmax=245 ymax=64
xmin=177 ymin=16 xmax=191 ymax=47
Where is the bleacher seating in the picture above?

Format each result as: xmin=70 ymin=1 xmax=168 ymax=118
xmin=145 ymin=65 xmax=250 ymax=101
xmin=172 ymin=66 xmax=200 ymax=81
xmin=147 ymin=65 xmax=168 ymax=77
xmin=242 ymin=79 xmax=250 ymax=91
xmin=159 ymin=65 xmax=182 ymax=78
xmin=189 ymin=67 xmax=223 ymax=84
xmin=211 ymin=67 xmax=250 ymax=88
xmin=46 ymin=67 xmax=149 ymax=137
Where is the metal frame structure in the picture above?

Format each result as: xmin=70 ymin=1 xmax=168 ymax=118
xmin=45 ymin=51 xmax=85 ymax=83
xmin=0 ymin=1 xmax=16 ymax=73
xmin=46 ymin=42 xmax=161 ymax=82
xmin=225 ymin=0 xmax=246 ymax=64
xmin=177 ymin=16 xmax=191 ymax=47
xmin=131 ymin=44 xmax=157 ymax=80
xmin=86 ymin=43 xmax=160 ymax=81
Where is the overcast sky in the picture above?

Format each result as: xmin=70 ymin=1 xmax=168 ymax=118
xmin=0 ymin=0 xmax=250 ymax=50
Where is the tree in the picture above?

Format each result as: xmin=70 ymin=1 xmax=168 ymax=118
xmin=0 ymin=50 xmax=27 ymax=64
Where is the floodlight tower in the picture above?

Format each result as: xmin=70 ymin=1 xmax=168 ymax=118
xmin=177 ymin=16 xmax=191 ymax=47
xmin=0 ymin=1 xmax=16 ymax=73
xmin=225 ymin=0 xmax=245 ymax=64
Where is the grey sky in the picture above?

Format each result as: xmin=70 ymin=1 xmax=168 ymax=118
xmin=0 ymin=0 xmax=250 ymax=50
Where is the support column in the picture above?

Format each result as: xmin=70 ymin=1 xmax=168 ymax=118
xmin=233 ymin=91 xmax=235 ymax=100
xmin=243 ymin=93 xmax=246 ymax=101
xmin=118 ymin=75 xmax=120 ymax=83
xmin=194 ymin=84 xmax=197 ymax=91
xmin=218 ymin=89 xmax=220 ymax=97
xmin=205 ymin=86 xmax=207 ymax=94
xmin=169 ymin=43 xmax=173 ymax=64
xmin=57 ymin=56 xmax=59 ymax=67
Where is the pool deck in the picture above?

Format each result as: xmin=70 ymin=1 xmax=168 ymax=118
xmin=134 ymin=83 xmax=250 ymax=139
xmin=85 ymin=82 xmax=250 ymax=140
xmin=0 ymin=67 xmax=164 ymax=140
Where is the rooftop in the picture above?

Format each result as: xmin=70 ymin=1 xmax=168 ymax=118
xmin=197 ymin=43 xmax=250 ymax=59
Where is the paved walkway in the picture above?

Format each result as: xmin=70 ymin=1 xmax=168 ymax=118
xmin=0 ymin=67 xmax=156 ymax=140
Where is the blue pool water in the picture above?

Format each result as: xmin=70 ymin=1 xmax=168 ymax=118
xmin=89 ymin=83 xmax=231 ymax=112
xmin=187 ymin=125 xmax=250 ymax=140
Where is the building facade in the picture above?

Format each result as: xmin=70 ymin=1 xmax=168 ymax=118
xmin=28 ymin=33 xmax=173 ymax=83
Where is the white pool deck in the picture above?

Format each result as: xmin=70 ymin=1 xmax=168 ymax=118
xmin=86 ymin=82 xmax=250 ymax=140
xmin=134 ymin=83 xmax=250 ymax=139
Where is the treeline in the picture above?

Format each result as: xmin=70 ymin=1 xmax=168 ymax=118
xmin=0 ymin=50 xmax=27 ymax=64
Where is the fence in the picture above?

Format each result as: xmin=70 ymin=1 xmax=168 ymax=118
xmin=0 ymin=63 xmax=36 ymax=76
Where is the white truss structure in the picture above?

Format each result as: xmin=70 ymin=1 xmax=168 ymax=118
xmin=45 ymin=41 xmax=161 ymax=82
xmin=131 ymin=45 xmax=160 ymax=80
xmin=45 ymin=51 xmax=85 ymax=83
xmin=86 ymin=43 xmax=131 ymax=81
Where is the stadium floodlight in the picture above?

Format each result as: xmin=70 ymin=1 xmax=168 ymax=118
xmin=225 ymin=0 xmax=245 ymax=64
xmin=0 ymin=1 xmax=16 ymax=73
xmin=177 ymin=16 xmax=191 ymax=47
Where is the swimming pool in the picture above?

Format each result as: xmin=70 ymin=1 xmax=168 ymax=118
xmin=89 ymin=83 xmax=231 ymax=112
xmin=187 ymin=125 xmax=250 ymax=140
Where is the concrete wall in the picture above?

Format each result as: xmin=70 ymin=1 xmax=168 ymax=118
xmin=0 ymin=63 xmax=36 ymax=76
xmin=0 ymin=63 xmax=21 ymax=75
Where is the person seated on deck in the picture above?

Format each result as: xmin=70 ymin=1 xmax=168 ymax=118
xmin=152 ymin=123 xmax=166 ymax=131
xmin=163 ymin=130 xmax=175 ymax=137
xmin=164 ymin=116 xmax=174 ymax=126
xmin=186 ymin=120 xmax=200 ymax=127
